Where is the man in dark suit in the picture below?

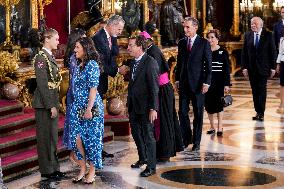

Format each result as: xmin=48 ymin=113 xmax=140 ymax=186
xmin=242 ymin=17 xmax=277 ymax=121
xmin=175 ymin=17 xmax=212 ymax=151
xmin=127 ymin=35 xmax=159 ymax=177
xmin=93 ymin=14 xmax=127 ymax=97
xmin=273 ymin=6 xmax=284 ymax=49
xmin=92 ymin=15 xmax=127 ymax=158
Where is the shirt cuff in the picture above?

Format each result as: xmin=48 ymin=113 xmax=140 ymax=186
xmin=203 ymin=83 xmax=210 ymax=87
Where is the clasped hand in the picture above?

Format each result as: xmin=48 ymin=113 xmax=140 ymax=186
xmin=149 ymin=110 xmax=157 ymax=123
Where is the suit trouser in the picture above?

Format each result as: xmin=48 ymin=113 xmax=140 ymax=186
xmin=129 ymin=111 xmax=156 ymax=169
xmin=178 ymin=90 xmax=205 ymax=147
xmin=249 ymin=74 xmax=267 ymax=115
xmin=35 ymin=108 xmax=59 ymax=174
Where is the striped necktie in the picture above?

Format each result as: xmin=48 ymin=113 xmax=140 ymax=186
xmin=132 ymin=60 xmax=140 ymax=80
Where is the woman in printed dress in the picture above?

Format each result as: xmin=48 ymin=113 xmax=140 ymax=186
xmin=63 ymin=28 xmax=86 ymax=164
xmin=70 ymin=37 xmax=103 ymax=184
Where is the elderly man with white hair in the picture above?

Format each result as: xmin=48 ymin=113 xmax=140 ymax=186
xmin=241 ymin=17 xmax=277 ymax=121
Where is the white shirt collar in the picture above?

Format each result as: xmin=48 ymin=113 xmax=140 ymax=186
xmin=135 ymin=52 xmax=145 ymax=62
xmin=188 ymin=34 xmax=197 ymax=43
xmin=104 ymin=27 xmax=111 ymax=39
xmin=282 ymin=19 xmax=284 ymax=25
xmin=42 ymin=47 xmax=53 ymax=56
xmin=255 ymin=28 xmax=262 ymax=36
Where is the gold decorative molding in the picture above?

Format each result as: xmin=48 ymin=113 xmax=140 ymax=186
xmin=202 ymin=0 xmax=206 ymax=29
xmin=31 ymin=0 xmax=38 ymax=28
xmin=230 ymin=0 xmax=241 ymax=37
xmin=152 ymin=0 xmax=166 ymax=6
xmin=220 ymin=41 xmax=243 ymax=75
xmin=38 ymin=0 xmax=52 ymax=19
xmin=143 ymin=0 xmax=149 ymax=25
xmin=0 ymin=0 xmax=21 ymax=45
xmin=190 ymin=0 xmax=197 ymax=18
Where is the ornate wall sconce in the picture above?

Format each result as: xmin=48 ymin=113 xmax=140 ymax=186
xmin=0 ymin=0 xmax=20 ymax=47
xmin=273 ymin=0 xmax=284 ymax=11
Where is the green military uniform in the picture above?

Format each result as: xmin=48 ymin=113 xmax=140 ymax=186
xmin=32 ymin=49 xmax=62 ymax=175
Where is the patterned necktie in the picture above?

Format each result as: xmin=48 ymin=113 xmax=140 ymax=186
xmin=187 ymin=37 xmax=192 ymax=52
xmin=255 ymin=33 xmax=259 ymax=48
xmin=132 ymin=60 xmax=140 ymax=80
xmin=108 ymin=37 xmax=112 ymax=49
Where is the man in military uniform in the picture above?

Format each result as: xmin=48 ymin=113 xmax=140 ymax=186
xmin=32 ymin=29 xmax=65 ymax=180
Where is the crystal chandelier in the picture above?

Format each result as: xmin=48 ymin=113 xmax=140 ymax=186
xmin=240 ymin=0 xmax=263 ymax=12
xmin=273 ymin=0 xmax=284 ymax=10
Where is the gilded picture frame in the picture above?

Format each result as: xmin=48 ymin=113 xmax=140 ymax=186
xmin=101 ymin=0 xmax=115 ymax=15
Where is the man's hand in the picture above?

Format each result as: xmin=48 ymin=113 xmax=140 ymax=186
xmin=270 ymin=69 xmax=276 ymax=78
xmin=276 ymin=64 xmax=280 ymax=74
xmin=224 ymin=86 xmax=230 ymax=93
xmin=175 ymin=81 xmax=179 ymax=92
xmin=201 ymin=84 xmax=209 ymax=94
xmin=50 ymin=107 xmax=58 ymax=119
xmin=242 ymin=69 xmax=248 ymax=78
xmin=118 ymin=65 xmax=130 ymax=75
xmin=149 ymin=110 xmax=157 ymax=123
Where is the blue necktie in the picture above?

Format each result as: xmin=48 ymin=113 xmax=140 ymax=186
xmin=255 ymin=33 xmax=259 ymax=48
xmin=132 ymin=60 xmax=139 ymax=80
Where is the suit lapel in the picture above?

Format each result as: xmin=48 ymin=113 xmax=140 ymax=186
xmin=101 ymin=29 xmax=112 ymax=52
xmin=248 ymin=32 xmax=255 ymax=49
xmin=257 ymin=30 xmax=266 ymax=49
xmin=132 ymin=54 xmax=147 ymax=84
xmin=190 ymin=35 xmax=201 ymax=55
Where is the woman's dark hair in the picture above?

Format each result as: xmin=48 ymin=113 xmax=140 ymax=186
xmin=64 ymin=28 xmax=86 ymax=67
xmin=206 ymin=29 xmax=221 ymax=40
xmin=76 ymin=37 xmax=101 ymax=70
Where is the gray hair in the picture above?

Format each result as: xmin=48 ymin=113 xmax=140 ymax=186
xmin=184 ymin=17 xmax=199 ymax=27
xmin=107 ymin=15 xmax=125 ymax=26
xmin=251 ymin=17 xmax=263 ymax=27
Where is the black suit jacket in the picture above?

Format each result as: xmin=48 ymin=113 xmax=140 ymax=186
xmin=93 ymin=28 xmax=119 ymax=95
xmin=273 ymin=20 xmax=284 ymax=49
xmin=241 ymin=30 xmax=277 ymax=76
xmin=176 ymin=35 xmax=212 ymax=93
xmin=127 ymin=53 xmax=159 ymax=114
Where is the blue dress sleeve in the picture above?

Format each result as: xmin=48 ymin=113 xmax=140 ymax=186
xmin=86 ymin=60 xmax=100 ymax=88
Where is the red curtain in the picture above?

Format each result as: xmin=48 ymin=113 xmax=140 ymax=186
xmin=45 ymin=0 xmax=85 ymax=44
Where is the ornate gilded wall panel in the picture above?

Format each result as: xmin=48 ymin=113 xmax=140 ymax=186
xmin=230 ymin=0 xmax=240 ymax=36
xmin=30 ymin=0 xmax=38 ymax=28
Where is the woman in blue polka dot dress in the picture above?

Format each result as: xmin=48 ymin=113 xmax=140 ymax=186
xmin=69 ymin=37 xmax=104 ymax=184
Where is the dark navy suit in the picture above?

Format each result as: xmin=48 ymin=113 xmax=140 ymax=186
xmin=92 ymin=28 xmax=119 ymax=97
xmin=273 ymin=20 xmax=284 ymax=49
xmin=176 ymin=35 xmax=212 ymax=148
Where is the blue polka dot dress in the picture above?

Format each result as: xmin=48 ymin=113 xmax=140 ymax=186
xmin=69 ymin=60 xmax=104 ymax=169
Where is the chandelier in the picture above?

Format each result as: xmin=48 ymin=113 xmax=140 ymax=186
xmin=273 ymin=0 xmax=284 ymax=10
xmin=240 ymin=0 xmax=263 ymax=12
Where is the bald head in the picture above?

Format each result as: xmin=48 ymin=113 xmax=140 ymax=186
xmin=251 ymin=17 xmax=263 ymax=33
